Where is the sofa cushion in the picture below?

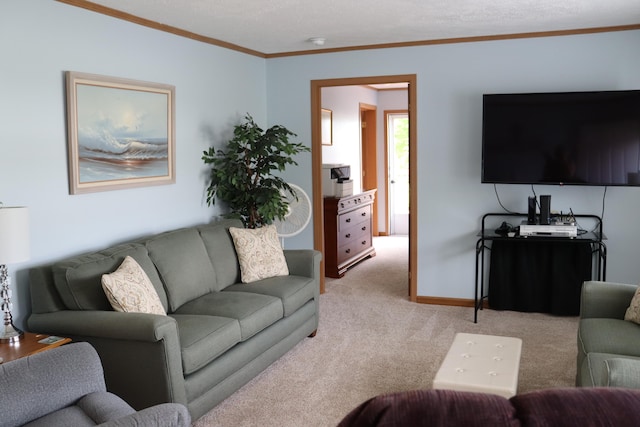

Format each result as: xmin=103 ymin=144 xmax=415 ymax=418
xmin=197 ymin=220 xmax=242 ymax=290
xmin=582 ymin=352 xmax=622 ymax=386
xmin=604 ymin=357 xmax=640 ymax=387
xmin=52 ymin=244 xmax=167 ymax=311
xmin=224 ymin=275 xmax=315 ymax=317
xmin=23 ymin=406 xmax=97 ymax=427
xmin=170 ymin=314 xmax=242 ymax=375
xmin=229 ymin=225 xmax=289 ymax=283
xmin=581 ymin=352 xmax=640 ymax=387
xmin=23 ymin=391 xmax=137 ymax=427
xmin=145 ymin=228 xmax=218 ymax=312
xmin=578 ymin=318 xmax=640 ymax=358
xmin=101 ymin=256 xmax=166 ymax=315
xmin=174 ymin=291 xmax=283 ymax=340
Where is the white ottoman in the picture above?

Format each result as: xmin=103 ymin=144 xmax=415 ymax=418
xmin=433 ymin=332 xmax=522 ymax=398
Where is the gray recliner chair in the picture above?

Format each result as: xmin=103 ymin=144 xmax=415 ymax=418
xmin=0 ymin=341 xmax=190 ymax=427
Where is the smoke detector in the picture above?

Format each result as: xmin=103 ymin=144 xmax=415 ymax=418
xmin=308 ymin=37 xmax=326 ymax=46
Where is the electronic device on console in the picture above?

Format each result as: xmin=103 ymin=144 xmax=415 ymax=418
xmin=519 ymin=222 xmax=578 ymax=237
xmin=521 ymin=194 xmax=578 ymax=237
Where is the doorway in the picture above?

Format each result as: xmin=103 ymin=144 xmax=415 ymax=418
xmin=386 ymin=111 xmax=409 ymax=235
xmin=310 ymin=75 xmax=417 ymax=301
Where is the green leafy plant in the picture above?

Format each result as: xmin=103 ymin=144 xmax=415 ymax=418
xmin=202 ymin=114 xmax=310 ymax=228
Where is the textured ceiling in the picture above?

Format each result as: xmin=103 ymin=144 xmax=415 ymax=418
xmin=76 ymin=0 xmax=640 ymax=55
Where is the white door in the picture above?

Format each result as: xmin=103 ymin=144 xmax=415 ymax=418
xmin=388 ymin=113 xmax=409 ymax=235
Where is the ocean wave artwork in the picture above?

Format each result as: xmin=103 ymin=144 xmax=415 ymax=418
xmin=74 ymin=82 xmax=171 ymax=184
xmin=78 ymin=128 xmax=169 ymax=182
xmin=67 ymin=71 xmax=175 ymax=194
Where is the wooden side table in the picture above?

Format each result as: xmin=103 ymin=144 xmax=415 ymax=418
xmin=0 ymin=332 xmax=71 ymax=364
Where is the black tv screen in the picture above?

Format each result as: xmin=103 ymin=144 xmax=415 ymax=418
xmin=482 ymin=89 xmax=640 ymax=186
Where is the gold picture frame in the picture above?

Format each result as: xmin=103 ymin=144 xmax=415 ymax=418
xmin=321 ymin=108 xmax=333 ymax=146
xmin=66 ymin=71 xmax=176 ymax=194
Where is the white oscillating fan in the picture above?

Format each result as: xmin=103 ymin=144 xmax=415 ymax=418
xmin=273 ymin=183 xmax=311 ymax=246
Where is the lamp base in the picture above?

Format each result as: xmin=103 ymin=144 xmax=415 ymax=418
xmin=0 ymin=322 xmax=24 ymax=343
xmin=0 ymin=263 xmax=24 ymax=343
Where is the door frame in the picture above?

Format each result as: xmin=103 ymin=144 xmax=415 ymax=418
xmin=310 ymin=74 xmax=418 ymax=300
xmin=360 ymin=103 xmax=378 ymax=236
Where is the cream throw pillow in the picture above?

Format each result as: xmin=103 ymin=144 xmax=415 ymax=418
xmin=101 ymin=256 xmax=166 ymax=315
xmin=229 ymin=224 xmax=289 ymax=283
xmin=624 ymin=286 xmax=640 ymax=324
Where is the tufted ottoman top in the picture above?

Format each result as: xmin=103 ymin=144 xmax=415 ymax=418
xmin=433 ymin=332 xmax=522 ymax=398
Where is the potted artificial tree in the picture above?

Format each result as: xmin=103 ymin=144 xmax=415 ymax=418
xmin=202 ymin=114 xmax=310 ymax=228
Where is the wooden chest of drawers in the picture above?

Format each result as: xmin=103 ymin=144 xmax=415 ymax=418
xmin=323 ymin=190 xmax=376 ymax=278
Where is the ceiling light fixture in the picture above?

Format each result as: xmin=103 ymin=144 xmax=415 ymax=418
xmin=308 ymin=37 xmax=326 ymax=46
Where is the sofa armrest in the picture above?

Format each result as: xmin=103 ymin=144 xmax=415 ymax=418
xmin=604 ymin=358 xmax=640 ymax=388
xmin=28 ymin=310 xmax=187 ymax=411
xmin=284 ymin=250 xmax=322 ymax=280
xmin=28 ymin=310 xmax=177 ymax=341
xmin=580 ymin=281 xmax=638 ymax=320
xmin=99 ymin=403 xmax=191 ymax=427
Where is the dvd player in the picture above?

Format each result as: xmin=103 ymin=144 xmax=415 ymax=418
xmin=519 ymin=221 xmax=578 ymax=237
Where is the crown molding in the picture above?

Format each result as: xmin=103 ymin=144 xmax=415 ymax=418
xmin=58 ymin=1 xmax=640 ymax=59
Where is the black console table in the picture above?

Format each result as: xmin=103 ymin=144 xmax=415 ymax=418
xmin=474 ymin=213 xmax=606 ymax=323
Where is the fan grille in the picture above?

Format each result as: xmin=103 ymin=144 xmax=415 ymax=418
xmin=274 ymin=183 xmax=311 ymax=237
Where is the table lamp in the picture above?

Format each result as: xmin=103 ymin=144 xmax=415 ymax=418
xmin=0 ymin=206 xmax=30 ymax=342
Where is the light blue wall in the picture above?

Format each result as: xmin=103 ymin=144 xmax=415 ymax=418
xmin=1 ymin=0 xmax=267 ymax=328
xmin=266 ymin=30 xmax=640 ymax=298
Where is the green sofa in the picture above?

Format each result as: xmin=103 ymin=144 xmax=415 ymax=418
xmin=27 ymin=219 xmax=321 ymax=420
xmin=577 ymin=280 xmax=640 ymax=388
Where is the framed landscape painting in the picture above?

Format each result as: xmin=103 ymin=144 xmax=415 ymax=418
xmin=66 ymin=71 xmax=175 ymax=194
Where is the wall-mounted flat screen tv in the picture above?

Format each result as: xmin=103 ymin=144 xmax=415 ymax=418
xmin=482 ymin=89 xmax=640 ymax=186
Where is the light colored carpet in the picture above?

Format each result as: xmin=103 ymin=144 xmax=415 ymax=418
xmin=193 ymin=236 xmax=578 ymax=427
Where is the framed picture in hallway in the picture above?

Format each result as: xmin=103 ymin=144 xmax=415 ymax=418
xmin=321 ymin=108 xmax=332 ymax=146
xmin=65 ymin=71 xmax=176 ymax=194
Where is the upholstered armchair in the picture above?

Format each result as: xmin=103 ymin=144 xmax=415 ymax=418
xmin=0 ymin=341 xmax=190 ymax=427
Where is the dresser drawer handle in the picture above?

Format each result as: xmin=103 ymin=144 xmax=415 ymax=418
xmin=345 ymin=233 xmax=351 ymax=238
xmin=361 ymin=226 xmax=366 ymax=231
xmin=345 ymin=249 xmax=351 ymax=254
xmin=361 ymin=212 xmax=367 ymax=217
xmin=345 ymin=218 xmax=351 ymax=223
xmin=361 ymin=241 xmax=367 ymax=245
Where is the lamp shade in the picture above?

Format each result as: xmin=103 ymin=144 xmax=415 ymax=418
xmin=0 ymin=207 xmax=30 ymax=264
